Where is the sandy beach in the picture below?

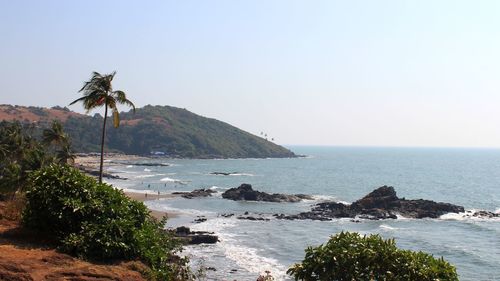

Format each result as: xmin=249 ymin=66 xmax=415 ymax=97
xmin=75 ymin=154 xmax=180 ymax=220
xmin=123 ymin=191 xmax=179 ymax=220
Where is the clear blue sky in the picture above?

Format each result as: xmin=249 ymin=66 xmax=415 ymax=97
xmin=1 ymin=1 xmax=500 ymax=147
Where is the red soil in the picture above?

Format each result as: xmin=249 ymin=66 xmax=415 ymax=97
xmin=0 ymin=200 xmax=148 ymax=281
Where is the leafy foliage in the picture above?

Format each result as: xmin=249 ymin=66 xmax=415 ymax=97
xmin=0 ymin=121 xmax=75 ymax=194
xmin=288 ymin=231 xmax=458 ymax=281
xmin=0 ymin=122 xmax=48 ymax=193
xmin=65 ymin=105 xmax=296 ymax=158
xmin=23 ymin=164 xmax=190 ymax=280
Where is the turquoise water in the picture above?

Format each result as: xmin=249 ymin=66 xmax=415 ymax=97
xmin=107 ymin=146 xmax=500 ymax=280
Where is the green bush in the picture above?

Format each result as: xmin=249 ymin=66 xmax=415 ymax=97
xmin=23 ymin=164 xmax=190 ymax=280
xmin=288 ymin=232 xmax=458 ymax=281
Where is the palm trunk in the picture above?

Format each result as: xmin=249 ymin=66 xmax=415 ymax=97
xmin=99 ymin=103 xmax=108 ymax=183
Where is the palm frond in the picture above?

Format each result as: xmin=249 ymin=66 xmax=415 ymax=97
xmin=113 ymin=90 xmax=136 ymax=112
xmin=112 ymin=107 xmax=120 ymax=128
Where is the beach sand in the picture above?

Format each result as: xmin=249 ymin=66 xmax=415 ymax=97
xmin=75 ymin=155 xmax=180 ymax=221
xmin=124 ymin=191 xmax=179 ymax=220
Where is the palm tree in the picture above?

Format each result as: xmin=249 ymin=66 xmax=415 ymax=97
xmin=43 ymin=120 xmax=69 ymax=148
xmin=70 ymin=71 xmax=135 ymax=183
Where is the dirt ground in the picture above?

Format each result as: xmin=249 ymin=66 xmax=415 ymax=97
xmin=0 ymin=200 xmax=148 ymax=281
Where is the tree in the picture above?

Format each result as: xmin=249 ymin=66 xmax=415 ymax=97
xmin=43 ymin=120 xmax=74 ymax=164
xmin=42 ymin=120 xmax=69 ymax=148
xmin=70 ymin=71 xmax=135 ymax=183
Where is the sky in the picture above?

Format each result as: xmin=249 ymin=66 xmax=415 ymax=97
xmin=1 ymin=0 xmax=500 ymax=147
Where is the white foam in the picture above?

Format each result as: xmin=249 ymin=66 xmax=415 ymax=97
xmin=312 ymin=195 xmax=337 ymax=201
xmin=190 ymin=218 xmax=288 ymax=280
xmin=119 ymin=188 xmax=161 ymax=195
xmin=147 ymin=202 xmax=215 ymax=217
xmin=134 ymin=173 xmax=166 ymax=179
xmin=160 ymin=177 xmax=188 ymax=184
xmin=379 ymin=224 xmax=397 ymax=230
xmin=229 ymin=173 xmax=255 ymax=177
xmin=126 ymin=165 xmax=134 ymax=168
xmin=495 ymin=208 xmax=500 ymax=214
xmin=440 ymin=209 xmax=500 ymax=221
xmin=144 ymin=168 xmax=151 ymax=172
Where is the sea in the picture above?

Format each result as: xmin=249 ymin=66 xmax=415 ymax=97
xmin=106 ymin=146 xmax=500 ymax=281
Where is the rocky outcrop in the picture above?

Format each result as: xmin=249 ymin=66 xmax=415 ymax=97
xmin=173 ymin=226 xmax=219 ymax=245
xmin=221 ymin=184 xmax=313 ymax=203
xmin=277 ymin=186 xmax=465 ymax=221
xmin=172 ymin=188 xmax=217 ymax=199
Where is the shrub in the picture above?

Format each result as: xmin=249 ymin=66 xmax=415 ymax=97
xmin=287 ymin=231 xmax=458 ymax=281
xmin=23 ymin=164 xmax=190 ymax=280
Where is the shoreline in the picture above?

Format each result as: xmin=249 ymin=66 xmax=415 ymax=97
xmin=75 ymin=155 xmax=181 ymax=221
xmin=123 ymin=191 xmax=180 ymax=220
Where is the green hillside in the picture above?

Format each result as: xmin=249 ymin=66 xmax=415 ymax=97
xmin=0 ymin=104 xmax=296 ymax=158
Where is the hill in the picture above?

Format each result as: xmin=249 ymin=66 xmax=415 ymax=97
xmin=0 ymin=104 xmax=296 ymax=158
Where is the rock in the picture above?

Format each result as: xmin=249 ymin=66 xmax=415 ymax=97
xmin=237 ymin=216 xmax=270 ymax=221
xmin=211 ymin=172 xmax=238 ymax=176
xmin=194 ymin=216 xmax=207 ymax=223
xmin=276 ymin=186 xmax=465 ymax=221
xmin=173 ymin=226 xmax=219 ymax=245
xmin=172 ymin=188 xmax=217 ymax=199
xmin=470 ymin=210 xmax=499 ymax=219
xmin=222 ymin=184 xmax=313 ymax=203
xmin=220 ymin=213 xmax=234 ymax=218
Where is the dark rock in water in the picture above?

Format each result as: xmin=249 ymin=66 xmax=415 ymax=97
xmin=173 ymin=226 xmax=219 ymax=245
xmin=172 ymin=188 xmax=217 ymax=199
xmin=220 ymin=213 xmax=234 ymax=218
xmin=469 ymin=210 xmax=499 ymax=219
xmin=222 ymin=184 xmax=314 ymax=203
xmin=277 ymin=186 xmax=465 ymax=221
xmin=237 ymin=216 xmax=270 ymax=221
xmin=211 ymin=172 xmax=238 ymax=176
xmin=194 ymin=216 xmax=207 ymax=223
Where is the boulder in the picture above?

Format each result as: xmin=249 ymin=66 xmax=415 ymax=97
xmin=173 ymin=226 xmax=219 ymax=245
xmin=172 ymin=188 xmax=217 ymax=199
xmin=222 ymin=184 xmax=313 ymax=203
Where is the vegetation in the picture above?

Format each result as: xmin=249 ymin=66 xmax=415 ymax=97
xmin=23 ymin=164 xmax=190 ymax=280
xmin=288 ymin=231 xmax=458 ymax=281
xmin=0 ymin=104 xmax=296 ymax=158
xmin=70 ymin=71 xmax=135 ymax=182
xmin=0 ymin=122 xmax=48 ymax=194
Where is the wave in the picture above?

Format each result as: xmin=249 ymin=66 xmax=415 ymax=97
xmin=146 ymin=202 xmax=215 ymax=217
xmin=440 ymin=209 xmax=500 ymax=221
xmin=379 ymin=224 xmax=398 ymax=231
xmin=160 ymin=177 xmax=189 ymax=184
xmin=230 ymin=173 xmax=255 ymax=177
xmin=190 ymin=218 xmax=288 ymax=280
xmin=134 ymin=173 xmax=166 ymax=179
xmin=119 ymin=188 xmax=163 ymax=195
xmin=144 ymin=168 xmax=151 ymax=172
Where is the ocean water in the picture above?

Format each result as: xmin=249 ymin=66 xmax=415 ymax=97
xmin=106 ymin=146 xmax=500 ymax=281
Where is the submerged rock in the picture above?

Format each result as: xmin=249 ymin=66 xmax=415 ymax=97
xmin=221 ymin=184 xmax=313 ymax=203
xmin=278 ymin=186 xmax=465 ymax=220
